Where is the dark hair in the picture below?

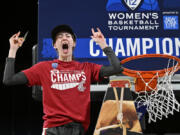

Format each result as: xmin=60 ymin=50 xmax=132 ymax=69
xmin=51 ymin=24 xmax=76 ymax=44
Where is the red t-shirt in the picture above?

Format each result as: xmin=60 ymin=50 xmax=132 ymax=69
xmin=22 ymin=59 xmax=102 ymax=131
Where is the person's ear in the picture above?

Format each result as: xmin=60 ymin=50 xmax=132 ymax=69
xmin=53 ymin=42 xmax=57 ymax=49
xmin=72 ymin=41 xmax=76 ymax=47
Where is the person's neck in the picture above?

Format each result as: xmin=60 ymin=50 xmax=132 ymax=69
xmin=59 ymin=56 xmax=72 ymax=62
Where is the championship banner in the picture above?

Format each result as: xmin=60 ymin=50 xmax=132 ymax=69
xmin=38 ymin=0 xmax=180 ymax=66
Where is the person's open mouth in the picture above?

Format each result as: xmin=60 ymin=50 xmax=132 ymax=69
xmin=62 ymin=44 xmax=69 ymax=54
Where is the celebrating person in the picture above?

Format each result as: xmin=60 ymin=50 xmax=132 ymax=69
xmin=3 ymin=24 xmax=123 ymax=135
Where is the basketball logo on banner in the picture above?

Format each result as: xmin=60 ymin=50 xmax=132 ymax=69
xmin=123 ymin=0 xmax=142 ymax=10
xmin=106 ymin=0 xmax=159 ymax=11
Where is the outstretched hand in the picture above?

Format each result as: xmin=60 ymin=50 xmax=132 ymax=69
xmin=8 ymin=31 xmax=27 ymax=58
xmin=9 ymin=32 xmax=24 ymax=48
xmin=91 ymin=28 xmax=108 ymax=49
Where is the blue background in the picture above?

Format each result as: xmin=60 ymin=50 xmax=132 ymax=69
xmin=38 ymin=0 xmax=180 ymax=70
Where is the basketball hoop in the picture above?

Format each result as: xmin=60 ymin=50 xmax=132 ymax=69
xmin=121 ymin=54 xmax=180 ymax=123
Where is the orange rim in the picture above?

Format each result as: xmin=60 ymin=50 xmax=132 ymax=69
xmin=121 ymin=54 xmax=180 ymax=78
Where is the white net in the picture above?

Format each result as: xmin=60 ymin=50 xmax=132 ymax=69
xmin=135 ymin=59 xmax=180 ymax=123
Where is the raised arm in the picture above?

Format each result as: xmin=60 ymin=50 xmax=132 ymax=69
xmin=90 ymin=28 xmax=123 ymax=77
xmin=3 ymin=32 xmax=28 ymax=86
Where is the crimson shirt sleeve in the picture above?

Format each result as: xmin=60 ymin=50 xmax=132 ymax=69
xmin=89 ymin=63 xmax=102 ymax=82
xmin=22 ymin=63 xmax=42 ymax=86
